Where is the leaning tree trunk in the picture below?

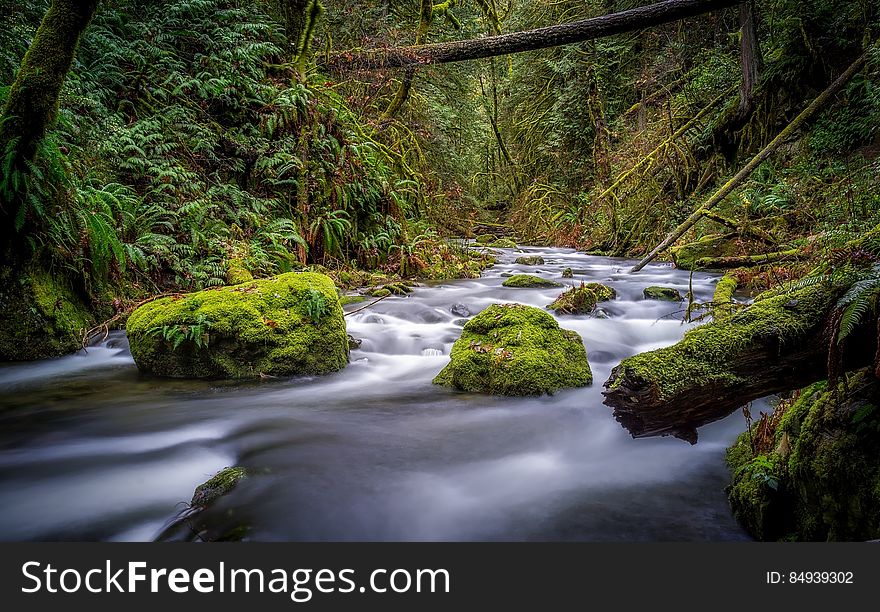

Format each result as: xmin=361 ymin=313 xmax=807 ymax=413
xmin=602 ymin=283 xmax=875 ymax=443
xmin=0 ymin=0 xmax=98 ymax=240
xmin=329 ymin=0 xmax=740 ymax=70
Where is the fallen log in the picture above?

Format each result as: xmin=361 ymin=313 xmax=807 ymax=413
xmin=694 ymin=247 xmax=807 ymax=269
xmin=329 ymin=0 xmax=740 ymax=70
xmin=602 ymin=283 xmax=874 ymax=443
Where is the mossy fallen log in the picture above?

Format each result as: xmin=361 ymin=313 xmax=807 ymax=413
xmin=694 ymin=248 xmax=806 ymax=269
xmin=602 ymin=284 xmax=874 ymax=443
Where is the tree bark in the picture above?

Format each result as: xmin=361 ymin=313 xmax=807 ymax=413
xmin=0 ymin=0 xmax=98 ymax=232
xmin=329 ymin=0 xmax=741 ymax=70
xmin=630 ymin=52 xmax=867 ymax=273
xmin=603 ymin=284 xmax=873 ymax=443
xmin=736 ymin=0 xmax=762 ymax=119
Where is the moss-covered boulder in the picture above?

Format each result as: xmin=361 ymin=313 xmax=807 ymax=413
xmin=515 ymin=255 xmax=544 ymax=265
xmin=643 ymin=286 xmax=683 ymax=301
xmin=502 ymin=274 xmax=563 ymax=289
xmin=670 ymin=233 xmax=738 ymax=270
xmin=548 ymin=283 xmax=616 ymax=314
xmin=726 ymin=373 xmax=880 ymax=541
xmin=433 ymin=303 xmax=592 ymax=395
xmin=562 ymin=267 xmax=574 ymax=278
xmin=0 ymin=266 xmax=94 ymax=361
xmin=475 ymin=233 xmax=496 ymax=245
xmin=489 ymin=238 xmax=517 ymax=248
xmin=127 ymin=272 xmax=348 ymax=379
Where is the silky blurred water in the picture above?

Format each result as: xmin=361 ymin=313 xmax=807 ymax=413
xmin=0 ymin=247 xmax=755 ymax=541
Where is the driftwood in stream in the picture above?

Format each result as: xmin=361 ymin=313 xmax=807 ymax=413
xmin=602 ymin=283 xmax=874 ymax=443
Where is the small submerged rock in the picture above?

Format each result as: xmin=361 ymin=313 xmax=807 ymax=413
xmin=347 ymin=334 xmax=363 ymax=350
xmin=643 ymin=286 xmax=683 ymax=301
xmin=502 ymin=274 xmax=563 ymax=289
xmin=157 ymin=466 xmax=250 ymax=542
xmin=433 ymin=303 xmax=592 ymax=396
xmin=515 ymin=255 xmax=545 ymax=266
xmin=450 ymin=303 xmax=472 ymax=317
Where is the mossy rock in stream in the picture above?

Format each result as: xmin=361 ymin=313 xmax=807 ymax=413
xmin=515 ymin=255 xmax=545 ymax=266
xmin=433 ymin=303 xmax=592 ymax=396
xmin=127 ymin=272 xmax=348 ymax=379
xmin=157 ymin=466 xmax=251 ymax=542
xmin=726 ymin=372 xmax=880 ymax=541
xmin=562 ymin=267 xmax=574 ymax=278
xmin=502 ymin=274 xmax=563 ymax=289
xmin=489 ymin=238 xmax=517 ymax=248
xmin=548 ymin=283 xmax=616 ymax=314
xmin=643 ymin=286 xmax=683 ymax=301
xmin=0 ymin=266 xmax=94 ymax=361
xmin=475 ymin=233 xmax=496 ymax=245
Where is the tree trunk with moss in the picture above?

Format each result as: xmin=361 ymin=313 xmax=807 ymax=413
xmin=0 ymin=0 xmax=98 ymax=241
xmin=736 ymin=0 xmax=761 ymax=119
xmin=381 ymin=0 xmax=434 ymax=121
xmin=602 ymin=284 xmax=875 ymax=443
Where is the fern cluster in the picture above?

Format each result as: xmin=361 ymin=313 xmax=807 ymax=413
xmin=3 ymin=0 xmax=425 ymax=297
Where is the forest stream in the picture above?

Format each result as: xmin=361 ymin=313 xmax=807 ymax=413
xmin=0 ymin=246 xmax=755 ymax=541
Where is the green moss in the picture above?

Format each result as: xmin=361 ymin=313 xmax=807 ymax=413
xmin=502 ymin=274 xmax=563 ymax=289
xmin=608 ymin=284 xmax=835 ymax=400
xmin=727 ymin=373 xmax=880 ymax=541
xmin=548 ymin=283 xmax=615 ymax=314
xmin=369 ymin=287 xmax=392 ymax=298
xmin=191 ymin=467 xmax=248 ymax=508
xmin=643 ymin=286 xmax=683 ymax=301
xmin=475 ymin=234 xmax=497 ymax=245
xmin=515 ymin=255 xmax=544 ymax=265
xmin=340 ymin=294 xmax=366 ymax=306
xmin=488 ymin=238 xmax=517 ymax=248
xmin=385 ymin=282 xmax=413 ymax=295
xmin=0 ymin=266 xmax=94 ymax=360
xmin=562 ymin=267 xmax=574 ymax=278
xmin=127 ymin=272 xmax=348 ymax=379
xmin=669 ymin=233 xmax=738 ymax=270
xmin=226 ymin=258 xmax=254 ymax=285
xmin=712 ymin=274 xmax=738 ymax=319
xmin=433 ymin=303 xmax=592 ymax=396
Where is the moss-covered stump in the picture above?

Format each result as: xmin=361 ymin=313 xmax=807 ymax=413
xmin=489 ymin=238 xmax=517 ymax=248
xmin=548 ymin=283 xmax=616 ymax=314
xmin=643 ymin=286 xmax=683 ymax=301
xmin=0 ymin=266 xmax=94 ymax=361
xmin=475 ymin=233 xmax=496 ymax=245
xmin=127 ymin=272 xmax=348 ymax=379
xmin=515 ymin=255 xmax=544 ymax=265
xmin=603 ymin=284 xmax=855 ymax=443
xmin=727 ymin=373 xmax=880 ymax=541
xmin=502 ymin=274 xmax=563 ymax=289
xmin=433 ymin=303 xmax=592 ymax=396
xmin=669 ymin=233 xmax=739 ymax=270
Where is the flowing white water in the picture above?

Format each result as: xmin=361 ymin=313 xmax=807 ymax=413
xmin=0 ymin=247 xmax=754 ymax=541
